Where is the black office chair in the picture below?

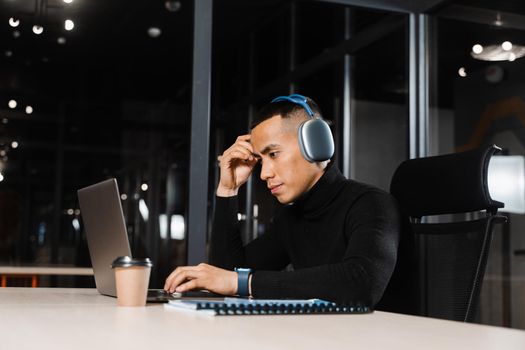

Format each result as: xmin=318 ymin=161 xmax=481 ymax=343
xmin=383 ymin=145 xmax=507 ymax=322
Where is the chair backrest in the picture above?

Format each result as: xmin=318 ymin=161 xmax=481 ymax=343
xmin=380 ymin=145 xmax=507 ymax=322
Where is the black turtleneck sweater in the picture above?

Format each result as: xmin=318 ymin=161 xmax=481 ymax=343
xmin=209 ymin=165 xmax=401 ymax=307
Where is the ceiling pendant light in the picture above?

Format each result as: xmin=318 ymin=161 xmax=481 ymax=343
xmin=165 ymin=1 xmax=181 ymax=12
xmin=9 ymin=18 xmax=20 ymax=27
xmin=471 ymin=41 xmax=525 ymax=62
xmin=148 ymin=27 xmax=162 ymax=38
xmin=65 ymin=19 xmax=74 ymax=31
xmin=32 ymin=25 xmax=44 ymax=35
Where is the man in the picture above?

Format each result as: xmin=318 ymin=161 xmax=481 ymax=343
xmin=164 ymin=95 xmax=401 ymax=307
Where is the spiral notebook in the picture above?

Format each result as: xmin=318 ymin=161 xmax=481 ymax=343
xmin=165 ymin=297 xmax=372 ymax=316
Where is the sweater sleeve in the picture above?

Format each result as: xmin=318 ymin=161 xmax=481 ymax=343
xmin=251 ymin=191 xmax=400 ymax=307
xmin=209 ymin=196 xmax=290 ymax=271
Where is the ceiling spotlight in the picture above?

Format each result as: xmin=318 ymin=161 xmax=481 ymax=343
xmin=472 ymin=44 xmax=483 ymax=54
xmin=141 ymin=183 xmax=149 ymax=191
xmin=11 ymin=141 xmax=19 ymax=149
xmin=121 ymin=193 xmax=128 ymax=200
xmin=5 ymin=50 xmax=13 ymax=58
xmin=63 ymin=0 xmax=74 ymax=3
xmin=13 ymin=30 xmax=20 ymax=38
xmin=9 ymin=18 xmax=19 ymax=28
xmin=502 ymin=41 xmax=513 ymax=51
xmin=32 ymin=25 xmax=44 ymax=35
xmin=147 ymin=27 xmax=162 ymax=38
xmin=165 ymin=1 xmax=181 ymax=12
xmin=8 ymin=100 xmax=17 ymax=109
xmin=57 ymin=37 xmax=66 ymax=45
xmin=458 ymin=67 xmax=467 ymax=77
xmin=65 ymin=19 xmax=74 ymax=31
xmin=0 ymin=173 xmax=4 ymax=182
xmin=25 ymin=106 xmax=33 ymax=114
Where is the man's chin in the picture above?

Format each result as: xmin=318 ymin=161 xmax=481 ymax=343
xmin=274 ymin=193 xmax=296 ymax=205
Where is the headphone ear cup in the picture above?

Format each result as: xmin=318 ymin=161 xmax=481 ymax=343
xmin=297 ymin=119 xmax=335 ymax=162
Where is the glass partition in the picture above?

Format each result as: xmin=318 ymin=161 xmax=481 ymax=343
xmin=431 ymin=0 xmax=525 ymax=329
xmin=0 ymin=0 xmax=193 ymax=288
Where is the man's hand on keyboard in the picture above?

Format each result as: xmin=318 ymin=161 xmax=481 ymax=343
xmin=164 ymin=263 xmax=238 ymax=295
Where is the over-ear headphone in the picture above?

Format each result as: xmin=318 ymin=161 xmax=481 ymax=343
xmin=271 ymin=94 xmax=334 ymax=163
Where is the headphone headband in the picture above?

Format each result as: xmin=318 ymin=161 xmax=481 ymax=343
xmin=270 ymin=94 xmax=315 ymax=117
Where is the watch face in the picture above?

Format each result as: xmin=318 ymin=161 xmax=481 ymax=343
xmin=236 ymin=268 xmax=252 ymax=272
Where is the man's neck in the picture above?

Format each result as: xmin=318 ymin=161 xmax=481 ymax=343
xmin=303 ymin=162 xmax=329 ymax=194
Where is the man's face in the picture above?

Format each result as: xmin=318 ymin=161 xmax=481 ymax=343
xmin=251 ymin=115 xmax=325 ymax=204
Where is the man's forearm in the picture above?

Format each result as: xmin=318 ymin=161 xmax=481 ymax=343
xmin=209 ymin=196 xmax=247 ymax=270
xmin=250 ymin=258 xmax=394 ymax=306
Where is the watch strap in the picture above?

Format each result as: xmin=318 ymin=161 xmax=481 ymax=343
xmin=234 ymin=268 xmax=252 ymax=297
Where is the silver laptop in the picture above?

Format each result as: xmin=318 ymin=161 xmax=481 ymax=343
xmin=78 ymin=178 xmax=137 ymax=297
xmin=78 ymin=178 xmax=221 ymax=302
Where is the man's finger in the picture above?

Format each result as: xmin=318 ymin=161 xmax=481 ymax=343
xmin=164 ymin=266 xmax=197 ymax=290
xmin=236 ymin=134 xmax=251 ymax=142
xmin=218 ymin=137 xmax=253 ymax=165
xmin=235 ymin=140 xmax=254 ymax=153
xmin=228 ymin=150 xmax=252 ymax=162
xmin=223 ymin=144 xmax=253 ymax=160
xmin=164 ymin=267 xmax=182 ymax=289
xmin=166 ymin=269 xmax=190 ymax=290
xmin=167 ymin=269 xmax=202 ymax=293
xmin=176 ymin=279 xmax=199 ymax=293
xmin=219 ymin=151 xmax=253 ymax=169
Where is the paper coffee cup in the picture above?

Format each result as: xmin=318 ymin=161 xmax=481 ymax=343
xmin=111 ymin=256 xmax=153 ymax=307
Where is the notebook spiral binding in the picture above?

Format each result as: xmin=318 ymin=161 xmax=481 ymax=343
xmin=192 ymin=301 xmax=372 ymax=316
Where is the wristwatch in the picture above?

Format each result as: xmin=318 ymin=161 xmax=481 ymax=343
xmin=234 ymin=267 xmax=253 ymax=297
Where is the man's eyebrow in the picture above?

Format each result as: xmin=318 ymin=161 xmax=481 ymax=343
xmin=252 ymin=144 xmax=279 ymax=158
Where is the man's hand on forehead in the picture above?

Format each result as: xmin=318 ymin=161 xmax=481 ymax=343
xmin=216 ymin=133 xmax=259 ymax=197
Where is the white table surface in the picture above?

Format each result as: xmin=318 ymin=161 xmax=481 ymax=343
xmin=1 ymin=288 xmax=524 ymax=350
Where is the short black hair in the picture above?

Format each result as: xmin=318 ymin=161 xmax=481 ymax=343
xmin=250 ymin=95 xmax=323 ymax=130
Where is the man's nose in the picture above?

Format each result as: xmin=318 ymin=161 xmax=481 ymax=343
xmin=260 ymin=161 xmax=274 ymax=181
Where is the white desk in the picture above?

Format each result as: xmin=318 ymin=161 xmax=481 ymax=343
xmin=1 ymin=288 xmax=524 ymax=350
